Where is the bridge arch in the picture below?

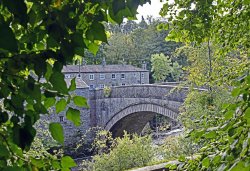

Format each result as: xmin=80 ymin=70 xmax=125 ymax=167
xmin=104 ymin=103 xmax=179 ymax=137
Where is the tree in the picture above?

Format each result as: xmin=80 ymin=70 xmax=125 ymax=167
xmin=161 ymin=0 xmax=250 ymax=170
xmin=174 ymin=44 xmax=249 ymax=88
xmin=180 ymin=89 xmax=234 ymax=130
xmin=101 ymin=19 xmax=182 ymax=69
xmin=160 ymin=0 xmax=250 ymax=51
xmin=171 ymin=61 xmax=183 ymax=82
xmin=84 ymin=44 xmax=106 ymax=65
xmin=151 ymin=53 xmax=183 ymax=82
xmin=0 ymin=0 xmax=150 ymax=170
xmin=104 ymin=32 xmax=135 ymax=64
xmin=151 ymin=53 xmax=172 ymax=82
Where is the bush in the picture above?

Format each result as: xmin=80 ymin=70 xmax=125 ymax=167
xmin=103 ymin=86 xmax=112 ymax=97
xmin=157 ymin=135 xmax=196 ymax=161
xmin=83 ymin=132 xmax=154 ymax=171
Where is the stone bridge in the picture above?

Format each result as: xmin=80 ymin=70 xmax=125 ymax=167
xmin=48 ymin=84 xmax=193 ymax=144
xmin=88 ymin=84 xmax=188 ymax=137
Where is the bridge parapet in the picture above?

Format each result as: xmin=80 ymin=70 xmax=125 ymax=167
xmin=91 ymin=84 xmax=189 ymax=102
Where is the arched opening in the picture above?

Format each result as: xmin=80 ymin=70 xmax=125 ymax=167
xmin=110 ymin=111 xmax=154 ymax=137
xmin=104 ymin=103 xmax=179 ymax=137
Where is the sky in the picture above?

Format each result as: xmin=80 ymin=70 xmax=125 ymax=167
xmin=136 ymin=0 xmax=167 ymax=20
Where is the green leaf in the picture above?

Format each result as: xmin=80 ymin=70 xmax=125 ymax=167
xmin=86 ymin=22 xmax=107 ymax=43
xmin=23 ymin=76 xmax=41 ymax=101
xmin=73 ymin=96 xmax=88 ymax=108
xmin=31 ymin=158 xmax=45 ymax=168
xmin=229 ymin=161 xmax=248 ymax=171
xmin=225 ymin=110 xmax=234 ymax=120
xmin=109 ymin=7 xmax=132 ymax=24
xmin=213 ymin=155 xmax=221 ymax=165
xmin=61 ymin=156 xmax=77 ymax=168
xmin=0 ymin=144 xmax=9 ymax=157
xmin=74 ymin=47 xmax=85 ymax=57
xmin=169 ymin=164 xmax=177 ymax=170
xmin=44 ymin=97 xmax=56 ymax=109
xmin=231 ymin=87 xmax=241 ymax=97
xmin=61 ymin=40 xmax=75 ymax=63
xmin=13 ymin=125 xmax=36 ymax=150
xmin=72 ymin=32 xmax=85 ymax=47
xmin=69 ymin=78 xmax=76 ymax=91
xmin=34 ymin=58 xmax=47 ymax=79
xmin=0 ymin=17 xmax=18 ymax=52
xmin=127 ymin=0 xmax=140 ymax=15
xmin=178 ymin=155 xmax=185 ymax=162
xmin=45 ymin=63 xmax=53 ymax=81
xmin=50 ymin=71 xmax=68 ymax=94
xmin=66 ymin=107 xmax=81 ymax=126
xmin=112 ymin=0 xmax=126 ymax=15
xmin=9 ymin=143 xmax=23 ymax=158
xmin=87 ymin=42 xmax=99 ymax=55
xmin=34 ymin=103 xmax=47 ymax=114
xmin=47 ymin=36 xmax=59 ymax=48
xmin=246 ymin=119 xmax=250 ymax=126
xmin=243 ymin=107 xmax=250 ymax=119
xmin=204 ymin=131 xmax=217 ymax=139
xmin=56 ymin=99 xmax=67 ymax=114
xmin=0 ymin=160 xmax=7 ymax=168
xmin=49 ymin=123 xmax=64 ymax=144
xmin=52 ymin=160 xmax=61 ymax=170
xmin=228 ymin=127 xmax=236 ymax=137
xmin=44 ymin=90 xmax=57 ymax=98
xmin=202 ymin=157 xmax=210 ymax=168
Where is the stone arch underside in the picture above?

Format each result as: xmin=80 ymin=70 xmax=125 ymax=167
xmin=104 ymin=103 xmax=179 ymax=137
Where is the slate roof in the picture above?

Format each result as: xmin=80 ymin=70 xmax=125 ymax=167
xmin=62 ymin=65 xmax=148 ymax=73
xmin=65 ymin=78 xmax=88 ymax=88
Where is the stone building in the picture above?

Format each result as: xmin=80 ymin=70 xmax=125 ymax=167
xmin=62 ymin=61 xmax=149 ymax=89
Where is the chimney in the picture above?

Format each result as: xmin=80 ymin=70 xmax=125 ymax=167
xmin=142 ymin=61 xmax=147 ymax=70
xmin=82 ymin=59 xmax=87 ymax=66
xmin=102 ymin=57 xmax=106 ymax=67
xmin=122 ymin=58 xmax=126 ymax=66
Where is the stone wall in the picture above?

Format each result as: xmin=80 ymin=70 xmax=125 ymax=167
xmin=82 ymin=71 xmax=149 ymax=88
xmin=64 ymin=71 xmax=149 ymax=89
xmin=44 ymin=88 xmax=92 ymax=146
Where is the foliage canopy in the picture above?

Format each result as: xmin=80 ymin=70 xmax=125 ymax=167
xmin=0 ymin=0 xmax=150 ymax=170
xmin=161 ymin=0 xmax=250 ymax=170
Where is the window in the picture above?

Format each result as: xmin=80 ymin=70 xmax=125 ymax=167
xmin=133 ymin=73 xmax=137 ymax=78
xmin=59 ymin=116 xmax=64 ymax=122
xmin=65 ymin=74 xmax=71 ymax=79
xmin=77 ymin=74 xmax=81 ymax=78
xmin=89 ymin=84 xmax=95 ymax=90
xmin=111 ymin=73 xmax=116 ymax=79
xmin=141 ymin=73 xmax=144 ymax=78
xmin=99 ymin=84 xmax=105 ymax=89
xmin=111 ymin=84 xmax=115 ymax=87
xmin=121 ymin=83 xmax=125 ymax=86
xmin=121 ymin=73 xmax=125 ymax=79
xmin=89 ymin=74 xmax=94 ymax=80
xmin=100 ymin=74 xmax=105 ymax=80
